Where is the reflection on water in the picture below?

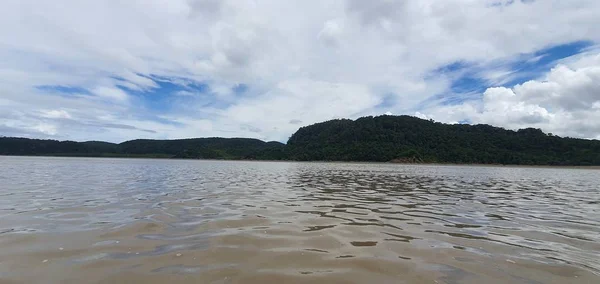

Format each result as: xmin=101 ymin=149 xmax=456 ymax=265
xmin=0 ymin=156 xmax=599 ymax=284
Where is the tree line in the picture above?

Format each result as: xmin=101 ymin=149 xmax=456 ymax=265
xmin=0 ymin=137 xmax=286 ymax=160
xmin=2 ymin=115 xmax=600 ymax=165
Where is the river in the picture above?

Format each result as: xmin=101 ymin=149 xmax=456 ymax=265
xmin=0 ymin=156 xmax=598 ymax=283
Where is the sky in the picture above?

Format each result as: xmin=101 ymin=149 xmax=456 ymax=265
xmin=1 ymin=0 xmax=600 ymax=143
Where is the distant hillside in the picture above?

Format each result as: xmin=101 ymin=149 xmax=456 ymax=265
xmin=286 ymin=115 xmax=600 ymax=166
xmin=0 ymin=137 xmax=286 ymax=160
xmin=119 ymin=138 xmax=286 ymax=160
xmin=2 ymin=115 xmax=600 ymax=165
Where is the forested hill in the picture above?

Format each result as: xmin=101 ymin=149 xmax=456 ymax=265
xmin=2 ymin=115 xmax=600 ymax=165
xmin=286 ymin=115 xmax=600 ymax=166
xmin=0 ymin=137 xmax=286 ymax=160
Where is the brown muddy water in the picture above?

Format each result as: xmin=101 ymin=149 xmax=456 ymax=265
xmin=0 ymin=156 xmax=599 ymax=284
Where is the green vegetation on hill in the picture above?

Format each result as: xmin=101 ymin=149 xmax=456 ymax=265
xmin=286 ymin=115 xmax=600 ymax=165
xmin=1 ymin=115 xmax=600 ymax=165
xmin=119 ymin=138 xmax=286 ymax=160
xmin=0 ymin=137 xmax=286 ymax=160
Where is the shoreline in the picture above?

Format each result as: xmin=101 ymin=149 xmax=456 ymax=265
xmin=2 ymin=154 xmax=599 ymax=169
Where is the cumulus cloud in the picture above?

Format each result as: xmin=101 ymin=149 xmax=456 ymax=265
xmin=420 ymin=51 xmax=600 ymax=139
xmin=480 ymin=87 xmax=552 ymax=125
xmin=516 ymin=64 xmax=600 ymax=111
xmin=0 ymin=0 xmax=600 ymax=141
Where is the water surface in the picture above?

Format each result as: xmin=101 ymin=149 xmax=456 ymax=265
xmin=0 ymin=156 xmax=599 ymax=283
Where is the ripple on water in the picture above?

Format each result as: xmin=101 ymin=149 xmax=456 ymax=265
xmin=0 ymin=157 xmax=598 ymax=283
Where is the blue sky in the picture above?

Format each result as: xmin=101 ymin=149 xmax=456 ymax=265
xmin=1 ymin=0 xmax=600 ymax=142
xmin=419 ymin=40 xmax=595 ymax=108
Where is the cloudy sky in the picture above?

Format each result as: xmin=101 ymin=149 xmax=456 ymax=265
xmin=1 ymin=0 xmax=600 ymax=142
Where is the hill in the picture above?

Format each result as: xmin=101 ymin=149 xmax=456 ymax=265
xmin=286 ymin=115 xmax=600 ymax=165
xmin=118 ymin=138 xmax=286 ymax=160
xmin=0 ymin=137 xmax=286 ymax=160
xmin=2 ymin=115 xmax=600 ymax=165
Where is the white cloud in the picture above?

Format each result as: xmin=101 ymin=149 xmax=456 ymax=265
xmin=31 ymin=123 xmax=58 ymax=136
xmin=419 ymin=51 xmax=600 ymax=139
xmin=175 ymin=90 xmax=197 ymax=97
xmin=318 ymin=19 xmax=345 ymax=46
xmin=91 ymin=87 xmax=129 ymax=102
xmin=516 ymin=64 xmax=600 ymax=111
xmin=221 ymin=79 xmax=381 ymax=140
xmin=480 ymin=87 xmax=553 ymax=125
xmin=118 ymin=71 xmax=159 ymax=91
xmin=41 ymin=110 xmax=72 ymax=119
xmin=0 ymin=0 xmax=599 ymax=141
xmin=414 ymin=112 xmax=429 ymax=120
